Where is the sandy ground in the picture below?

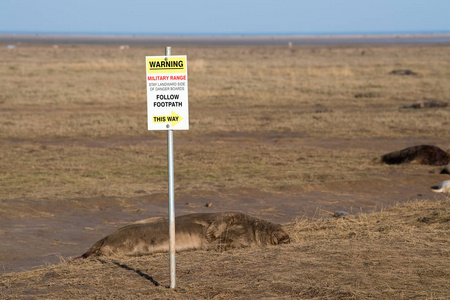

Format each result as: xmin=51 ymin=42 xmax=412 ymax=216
xmin=0 ymin=40 xmax=449 ymax=298
xmin=1 ymin=135 xmax=448 ymax=273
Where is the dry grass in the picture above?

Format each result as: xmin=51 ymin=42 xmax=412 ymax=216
xmin=1 ymin=198 xmax=449 ymax=299
xmin=1 ymin=44 xmax=450 ymax=140
xmin=1 ymin=43 xmax=449 ymax=201
xmin=1 ymin=41 xmax=450 ymax=298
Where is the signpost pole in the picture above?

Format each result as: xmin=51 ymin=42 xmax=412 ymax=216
xmin=147 ymin=46 xmax=188 ymax=288
xmin=165 ymin=46 xmax=176 ymax=289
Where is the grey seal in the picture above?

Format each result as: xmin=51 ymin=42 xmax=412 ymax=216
xmin=389 ymin=69 xmax=418 ymax=76
xmin=378 ymin=145 xmax=450 ymax=166
xmin=76 ymin=212 xmax=290 ymax=259
xmin=400 ymin=98 xmax=447 ymax=109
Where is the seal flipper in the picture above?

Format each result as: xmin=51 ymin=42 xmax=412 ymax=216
xmin=83 ymin=236 xmax=108 ymax=258
xmin=71 ymin=236 xmax=108 ymax=262
xmin=205 ymin=214 xmax=235 ymax=242
xmin=205 ymin=220 xmax=228 ymax=242
xmin=273 ymin=230 xmax=291 ymax=245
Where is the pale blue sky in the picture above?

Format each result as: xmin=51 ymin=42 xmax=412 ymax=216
xmin=1 ymin=0 xmax=449 ymax=35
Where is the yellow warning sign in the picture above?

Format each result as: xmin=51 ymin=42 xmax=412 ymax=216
xmin=146 ymin=54 xmax=188 ymax=130
xmin=152 ymin=111 xmax=183 ymax=127
xmin=147 ymin=57 xmax=187 ymax=74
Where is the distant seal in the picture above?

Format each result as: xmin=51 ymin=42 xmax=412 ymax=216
xmin=389 ymin=69 xmax=418 ymax=76
xmin=378 ymin=145 xmax=450 ymax=166
xmin=76 ymin=212 xmax=290 ymax=259
xmin=400 ymin=98 xmax=448 ymax=109
xmin=431 ymin=180 xmax=450 ymax=193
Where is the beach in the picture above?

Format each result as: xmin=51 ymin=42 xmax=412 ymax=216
xmin=0 ymin=38 xmax=449 ymax=298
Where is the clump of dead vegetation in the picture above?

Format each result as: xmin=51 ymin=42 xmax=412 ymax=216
xmin=2 ymin=198 xmax=448 ymax=299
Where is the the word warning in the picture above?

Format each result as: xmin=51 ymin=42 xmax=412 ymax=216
xmin=146 ymin=56 xmax=189 ymax=130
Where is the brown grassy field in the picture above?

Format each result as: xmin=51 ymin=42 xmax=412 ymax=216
xmin=0 ymin=40 xmax=449 ymax=298
xmin=1 ymin=199 xmax=449 ymax=299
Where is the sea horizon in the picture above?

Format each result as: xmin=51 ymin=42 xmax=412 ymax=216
xmin=1 ymin=29 xmax=450 ymax=36
xmin=1 ymin=30 xmax=450 ymax=45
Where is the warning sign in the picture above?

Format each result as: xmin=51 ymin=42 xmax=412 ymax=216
xmin=146 ymin=55 xmax=189 ymax=130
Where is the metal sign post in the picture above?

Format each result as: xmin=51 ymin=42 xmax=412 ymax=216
xmin=146 ymin=46 xmax=189 ymax=289
xmin=166 ymin=46 xmax=176 ymax=289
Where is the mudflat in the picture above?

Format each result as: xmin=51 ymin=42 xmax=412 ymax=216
xmin=0 ymin=41 xmax=449 ymax=298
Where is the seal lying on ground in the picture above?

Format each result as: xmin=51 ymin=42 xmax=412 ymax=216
xmin=389 ymin=69 xmax=418 ymax=76
xmin=76 ymin=212 xmax=290 ymax=259
xmin=431 ymin=180 xmax=450 ymax=193
xmin=378 ymin=145 xmax=450 ymax=166
xmin=400 ymin=98 xmax=448 ymax=109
